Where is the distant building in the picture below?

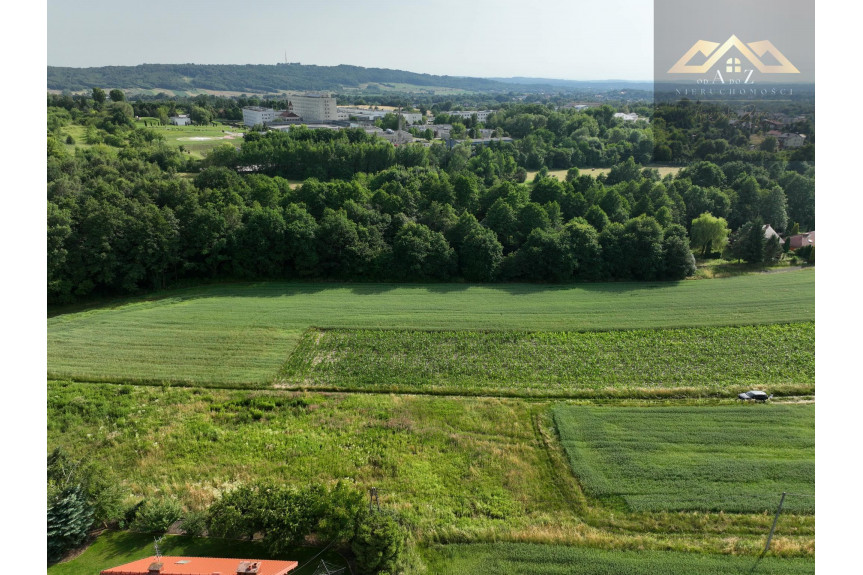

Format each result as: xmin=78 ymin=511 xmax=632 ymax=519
xmin=288 ymin=92 xmax=338 ymax=123
xmin=762 ymin=224 xmax=785 ymax=245
xmin=242 ymin=106 xmax=277 ymax=126
xmin=169 ymin=115 xmax=191 ymax=126
xmin=445 ymin=110 xmax=493 ymax=122
xmin=613 ymin=112 xmax=639 ymax=122
xmin=379 ymin=129 xmax=414 ymax=145
xmin=101 ymin=557 xmax=298 ymax=575
xmin=779 ymin=133 xmax=807 ymax=148
xmin=789 ymin=231 xmax=815 ymax=250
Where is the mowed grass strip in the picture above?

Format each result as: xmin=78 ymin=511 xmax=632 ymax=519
xmin=553 ymin=405 xmax=814 ymax=513
xmin=48 ymin=272 xmax=814 ymax=386
xmin=281 ymin=323 xmax=814 ymax=397
xmin=422 ymin=543 xmax=814 ymax=574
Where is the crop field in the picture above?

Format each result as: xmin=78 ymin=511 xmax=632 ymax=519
xmin=553 ymin=405 xmax=815 ymax=513
xmin=422 ymin=543 xmax=815 ymax=575
xmin=47 ymin=272 xmax=814 ymax=387
xmin=48 ymin=381 xmax=814 ymax=556
xmin=282 ymin=323 xmax=814 ymax=397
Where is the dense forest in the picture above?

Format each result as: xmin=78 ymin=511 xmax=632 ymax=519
xmin=47 ymin=92 xmax=814 ymax=304
xmin=48 ymin=63 xmax=572 ymax=94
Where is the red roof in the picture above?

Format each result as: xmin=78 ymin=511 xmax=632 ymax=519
xmin=101 ymin=557 xmax=298 ymax=575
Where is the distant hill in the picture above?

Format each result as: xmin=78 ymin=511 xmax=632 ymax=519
xmin=489 ymin=77 xmax=654 ymax=91
xmin=47 ymin=63 xmax=568 ymax=94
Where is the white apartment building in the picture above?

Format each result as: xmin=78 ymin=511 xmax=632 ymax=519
xmin=287 ymin=93 xmax=338 ymax=123
xmin=445 ymin=110 xmax=493 ymax=123
xmin=242 ymin=106 xmax=277 ymax=126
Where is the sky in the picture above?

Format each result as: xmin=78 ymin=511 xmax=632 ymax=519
xmin=47 ymin=0 xmax=654 ymax=81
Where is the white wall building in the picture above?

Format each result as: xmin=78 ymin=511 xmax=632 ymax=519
xmin=444 ymin=110 xmax=493 ymax=123
xmin=242 ymin=106 xmax=277 ymax=127
xmin=170 ymin=115 xmax=191 ymax=126
xmin=288 ymin=93 xmax=338 ymax=123
xmin=613 ymin=112 xmax=639 ymax=122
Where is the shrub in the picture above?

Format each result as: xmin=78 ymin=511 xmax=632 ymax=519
xmin=180 ymin=509 xmax=208 ymax=537
xmin=352 ymin=509 xmax=412 ymax=575
xmin=132 ymin=497 xmax=183 ymax=533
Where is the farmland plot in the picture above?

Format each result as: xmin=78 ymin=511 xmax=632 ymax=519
xmin=553 ymin=405 xmax=815 ymax=513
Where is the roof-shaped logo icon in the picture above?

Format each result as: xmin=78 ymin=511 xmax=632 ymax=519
xmin=668 ymin=35 xmax=799 ymax=74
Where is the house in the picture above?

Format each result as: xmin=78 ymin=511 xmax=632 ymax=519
xmin=169 ymin=115 xmax=191 ymax=126
xmin=613 ymin=112 xmax=639 ymax=122
xmin=762 ymin=224 xmax=785 ymax=245
xmin=101 ymin=557 xmax=298 ymax=575
xmin=788 ymin=231 xmax=815 ymax=250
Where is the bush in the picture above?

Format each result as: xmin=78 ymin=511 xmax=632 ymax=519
xmin=352 ymin=509 xmax=414 ymax=575
xmin=180 ymin=509 xmax=208 ymax=536
xmin=131 ymin=497 xmax=183 ymax=533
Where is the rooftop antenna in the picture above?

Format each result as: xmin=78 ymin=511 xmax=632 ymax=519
xmin=154 ymin=535 xmax=164 ymax=560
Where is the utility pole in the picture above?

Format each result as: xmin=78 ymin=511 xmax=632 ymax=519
xmin=763 ymin=492 xmax=787 ymax=556
xmin=369 ymin=487 xmax=380 ymax=513
xmin=748 ymin=491 xmax=787 ymax=574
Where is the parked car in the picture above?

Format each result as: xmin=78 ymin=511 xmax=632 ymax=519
xmin=737 ymin=390 xmax=772 ymax=401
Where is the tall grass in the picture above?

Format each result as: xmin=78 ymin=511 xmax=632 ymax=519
xmin=281 ymin=323 xmax=814 ymax=397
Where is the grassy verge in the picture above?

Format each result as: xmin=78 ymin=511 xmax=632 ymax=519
xmin=553 ymin=405 xmax=814 ymax=513
xmin=48 ymin=273 xmax=814 ymax=387
xmin=280 ymin=323 xmax=814 ymax=397
xmin=48 ymin=531 xmax=346 ymax=575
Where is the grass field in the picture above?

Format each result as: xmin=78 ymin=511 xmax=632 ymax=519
xmin=422 ymin=543 xmax=815 ymax=574
xmin=48 ymin=382 xmax=814 ymax=555
xmin=281 ymin=323 xmax=814 ymax=397
xmin=527 ymin=166 xmax=683 ymax=181
xmin=47 ymin=272 xmax=814 ymax=387
xmin=554 ymin=405 xmax=815 ymax=513
xmin=133 ymin=119 xmax=245 ymax=158
xmin=48 ymin=531 xmax=346 ymax=575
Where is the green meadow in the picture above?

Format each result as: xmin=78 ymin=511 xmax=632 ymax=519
xmin=48 ymin=271 xmax=814 ymax=388
xmin=553 ymin=405 xmax=815 ymax=513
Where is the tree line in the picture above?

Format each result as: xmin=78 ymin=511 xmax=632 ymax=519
xmin=47 ymin=95 xmax=814 ymax=304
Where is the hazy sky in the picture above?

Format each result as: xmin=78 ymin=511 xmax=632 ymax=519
xmin=47 ymin=0 xmax=654 ymax=80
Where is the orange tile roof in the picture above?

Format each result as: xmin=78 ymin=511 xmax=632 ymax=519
xmin=101 ymin=557 xmax=298 ymax=575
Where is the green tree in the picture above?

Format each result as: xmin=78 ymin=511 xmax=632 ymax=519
xmin=689 ymin=212 xmax=730 ymax=257
xmin=190 ymin=106 xmax=213 ymax=126
xmin=761 ymin=186 xmax=789 ymax=233
xmin=760 ymin=136 xmax=778 ymax=152
xmin=109 ymin=88 xmax=126 ymax=102
xmin=459 ymin=225 xmax=504 ymax=281
xmin=392 ymin=222 xmax=455 ymax=280
xmin=352 ymin=510 xmax=411 ymax=575
xmin=92 ymin=87 xmax=106 ymax=105
xmin=48 ymin=484 xmax=93 ymax=563
xmin=729 ymin=220 xmax=765 ymax=264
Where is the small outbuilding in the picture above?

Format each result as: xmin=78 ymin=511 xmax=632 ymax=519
xmin=169 ymin=115 xmax=191 ymax=126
